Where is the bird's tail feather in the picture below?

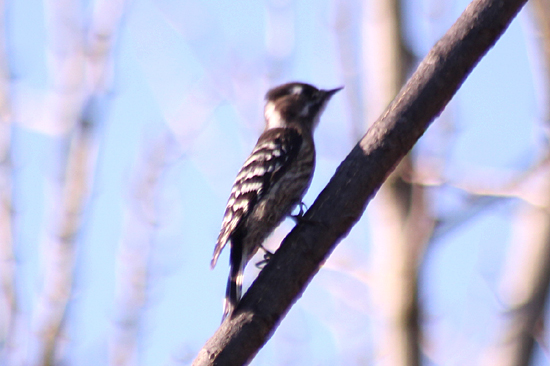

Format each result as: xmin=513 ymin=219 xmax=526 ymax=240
xmin=222 ymin=245 xmax=246 ymax=321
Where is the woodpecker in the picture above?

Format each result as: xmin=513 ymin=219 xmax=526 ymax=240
xmin=211 ymin=82 xmax=342 ymax=320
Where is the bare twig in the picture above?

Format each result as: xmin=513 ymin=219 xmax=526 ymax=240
xmin=477 ymin=1 xmax=550 ymax=364
xmin=0 ymin=0 xmax=14 ymax=361
xmin=412 ymin=154 xmax=550 ymax=239
xmin=479 ymin=200 xmax=550 ymax=366
xmin=530 ymin=0 xmax=550 ymax=128
xmin=30 ymin=119 xmax=95 ymax=366
xmin=29 ymin=0 xmax=127 ymax=364
xmin=361 ymin=0 xmax=427 ymax=364
xmin=109 ymin=131 xmax=175 ymax=366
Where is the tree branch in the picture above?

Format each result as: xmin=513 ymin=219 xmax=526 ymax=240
xmin=193 ymin=0 xmax=528 ymax=364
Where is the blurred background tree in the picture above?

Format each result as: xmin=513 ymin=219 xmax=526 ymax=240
xmin=0 ymin=0 xmax=548 ymax=365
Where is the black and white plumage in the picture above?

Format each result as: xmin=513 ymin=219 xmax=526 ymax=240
xmin=211 ymin=82 xmax=342 ymax=320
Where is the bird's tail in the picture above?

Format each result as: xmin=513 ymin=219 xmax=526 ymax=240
xmin=222 ymin=243 xmax=246 ymax=321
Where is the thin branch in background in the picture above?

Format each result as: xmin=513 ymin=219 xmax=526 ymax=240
xmin=193 ymin=0 xmax=528 ymax=364
xmin=86 ymin=0 xmax=128 ymax=95
xmin=361 ymin=0 xmax=427 ymax=364
xmin=26 ymin=0 xmax=87 ymax=363
xmin=26 ymin=0 xmax=127 ymax=364
xmin=477 ymin=1 xmax=550 ymax=364
xmin=0 ymin=0 xmax=15 ymax=361
xmin=416 ymin=154 xmax=550 ymax=239
xmin=30 ymin=118 xmax=96 ymax=366
xmin=362 ymin=0 xmax=403 ymax=125
xmin=530 ymin=0 xmax=550 ymax=130
xmin=478 ymin=199 xmax=550 ymax=366
xmin=109 ymin=131 xmax=176 ymax=366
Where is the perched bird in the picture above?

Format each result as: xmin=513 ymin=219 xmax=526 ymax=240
xmin=211 ymin=82 xmax=342 ymax=320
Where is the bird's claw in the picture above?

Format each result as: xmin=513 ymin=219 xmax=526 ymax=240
xmin=291 ymin=202 xmax=308 ymax=223
xmin=255 ymin=250 xmax=273 ymax=269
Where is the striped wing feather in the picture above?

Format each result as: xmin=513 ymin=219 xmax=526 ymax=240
xmin=211 ymin=128 xmax=302 ymax=267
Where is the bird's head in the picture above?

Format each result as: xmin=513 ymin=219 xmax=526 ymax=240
xmin=264 ymin=82 xmax=343 ymax=131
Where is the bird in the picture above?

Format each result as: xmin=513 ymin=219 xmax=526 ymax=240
xmin=211 ymin=81 xmax=342 ymax=320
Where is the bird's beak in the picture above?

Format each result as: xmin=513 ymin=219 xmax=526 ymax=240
xmin=323 ymin=86 xmax=344 ymax=97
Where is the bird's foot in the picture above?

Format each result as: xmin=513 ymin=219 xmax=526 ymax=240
xmin=291 ymin=202 xmax=308 ymax=223
xmin=255 ymin=248 xmax=273 ymax=269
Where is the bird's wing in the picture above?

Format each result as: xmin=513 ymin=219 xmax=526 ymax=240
xmin=211 ymin=128 xmax=303 ymax=268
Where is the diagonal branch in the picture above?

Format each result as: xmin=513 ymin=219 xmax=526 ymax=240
xmin=193 ymin=0 xmax=528 ymax=364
